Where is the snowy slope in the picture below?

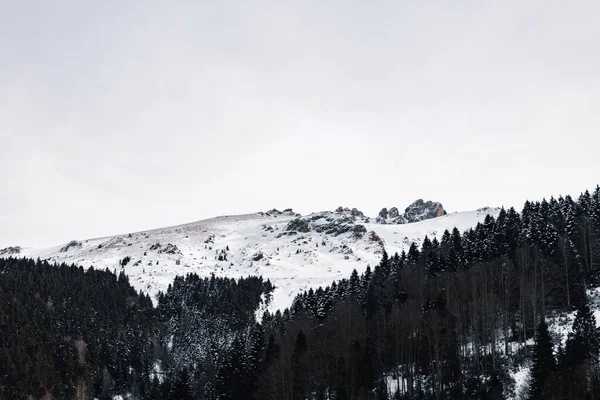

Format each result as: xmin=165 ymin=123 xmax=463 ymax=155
xmin=2 ymin=207 xmax=500 ymax=312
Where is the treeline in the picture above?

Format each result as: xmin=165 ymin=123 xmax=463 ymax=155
xmin=241 ymin=187 xmax=600 ymax=399
xmin=1 ymin=186 xmax=600 ymax=399
xmin=0 ymin=258 xmax=273 ymax=399
xmin=0 ymin=258 xmax=156 ymax=399
xmin=154 ymin=273 xmax=273 ymax=397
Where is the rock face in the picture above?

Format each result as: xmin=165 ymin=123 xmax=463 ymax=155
xmin=252 ymin=251 xmax=264 ymax=261
xmin=376 ymin=208 xmax=388 ymax=223
xmin=335 ymin=206 xmax=365 ymax=219
xmin=286 ymin=209 xmax=367 ymax=238
xmin=286 ymin=218 xmax=310 ymax=233
xmin=351 ymin=224 xmax=367 ymax=239
xmin=403 ymin=200 xmax=446 ymax=223
xmin=0 ymin=246 xmax=21 ymax=255
xmin=159 ymin=244 xmax=181 ymax=255
xmin=261 ymin=208 xmax=299 ymax=217
xmin=60 ymin=240 xmax=82 ymax=253
xmin=376 ymin=200 xmax=447 ymax=225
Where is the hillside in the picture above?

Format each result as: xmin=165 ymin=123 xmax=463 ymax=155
xmin=2 ymin=188 xmax=600 ymax=400
xmin=2 ymin=205 xmax=499 ymax=312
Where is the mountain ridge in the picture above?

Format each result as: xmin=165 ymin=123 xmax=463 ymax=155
xmin=1 ymin=201 xmax=500 ymax=312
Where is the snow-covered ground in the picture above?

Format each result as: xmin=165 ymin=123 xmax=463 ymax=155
xmin=1 ymin=207 xmax=499 ymax=312
xmin=509 ymin=287 xmax=600 ymax=398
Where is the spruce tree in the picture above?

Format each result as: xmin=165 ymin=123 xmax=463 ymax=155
xmin=529 ymin=318 xmax=556 ymax=400
xmin=564 ymin=299 xmax=600 ymax=398
xmin=168 ymin=368 xmax=193 ymax=400
xmin=569 ymin=300 xmax=600 ymax=362
xmin=292 ymin=331 xmax=308 ymax=400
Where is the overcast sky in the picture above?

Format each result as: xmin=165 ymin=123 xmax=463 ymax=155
xmin=1 ymin=0 xmax=599 ymax=248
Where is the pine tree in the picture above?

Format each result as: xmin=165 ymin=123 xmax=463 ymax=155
xmin=564 ymin=299 xmax=600 ymax=398
xmin=292 ymin=331 xmax=308 ymax=400
xmin=264 ymin=334 xmax=279 ymax=367
xmin=407 ymin=242 xmax=420 ymax=263
xmin=567 ymin=300 xmax=600 ymax=363
xmin=216 ymin=336 xmax=247 ymax=400
xmin=246 ymin=323 xmax=265 ymax=396
xmin=168 ymin=368 xmax=193 ymax=400
xmin=349 ymin=269 xmax=360 ymax=299
xmin=529 ymin=318 xmax=556 ymax=400
xmin=380 ymin=249 xmax=390 ymax=273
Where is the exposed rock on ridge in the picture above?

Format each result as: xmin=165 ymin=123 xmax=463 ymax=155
xmin=0 ymin=246 xmax=21 ymax=255
xmin=376 ymin=200 xmax=447 ymax=224
xmin=285 ymin=208 xmax=368 ymax=238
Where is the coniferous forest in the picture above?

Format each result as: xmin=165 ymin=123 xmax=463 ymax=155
xmin=1 ymin=186 xmax=600 ymax=399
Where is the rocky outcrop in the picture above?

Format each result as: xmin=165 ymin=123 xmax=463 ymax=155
xmin=310 ymin=213 xmax=356 ymax=236
xmin=350 ymin=208 xmax=365 ymax=219
xmin=149 ymin=243 xmax=162 ymax=251
xmin=286 ymin=218 xmax=310 ymax=233
xmin=285 ymin=210 xmax=368 ymax=238
xmin=261 ymin=208 xmax=299 ymax=217
xmin=377 ymin=208 xmax=388 ymax=222
xmin=376 ymin=200 xmax=447 ymax=225
xmin=351 ymin=224 xmax=367 ymax=239
xmin=403 ymin=200 xmax=446 ymax=223
xmin=368 ymin=231 xmax=382 ymax=242
xmin=335 ymin=207 xmax=365 ymax=220
xmin=148 ymin=242 xmax=181 ymax=255
xmin=159 ymin=243 xmax=181 ymax=255
xmin=60 ymin=240 xmax=82 ymax=252
xmin=0 ymin=246 xmax=21 ymax=255
xmin=330 ymin=244 xmax=353 ymax=255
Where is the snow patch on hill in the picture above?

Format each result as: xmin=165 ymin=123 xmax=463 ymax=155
xmin=2 ymin=208 xmax=500 ymax=312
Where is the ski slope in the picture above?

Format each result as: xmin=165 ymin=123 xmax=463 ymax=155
xmin=2 ymin=207 xmax=500 ymax=312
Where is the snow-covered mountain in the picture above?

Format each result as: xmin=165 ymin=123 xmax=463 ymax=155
xmin=1 ymin=204 xmax=500 ymax=312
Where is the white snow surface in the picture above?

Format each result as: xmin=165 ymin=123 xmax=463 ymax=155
xmin=512 ymin=365 xmax=531 ymax=399
xmin=2 ymin=208 xmax=499 ymax=312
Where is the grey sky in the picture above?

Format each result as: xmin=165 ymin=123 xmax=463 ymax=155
xmin=1 ymin=0 xmax=599 ymax=248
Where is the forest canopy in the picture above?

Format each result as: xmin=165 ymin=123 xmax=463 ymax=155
xmin=1 ymin=186 xmax=600 ymax=399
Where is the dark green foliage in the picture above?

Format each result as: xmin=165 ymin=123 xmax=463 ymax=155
xmin=569 ymin=301 xmax=600 ymax=360
xmin=0 ymin=257 xmax=156 ymax=399
xmin=529 ymin=319 xmax=556 ymax=399
xmin=0 ymin=257 xmax=274 ymax=399
xmin=256 ymin=187 xmax=600 ymax=399
xmin=3 ymin=186 xmax=600 ymax=399
xmin=291 ymin=331 xmax=308 ymax=400
xmin=558 ymin=299 xmax=600 ymax=399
